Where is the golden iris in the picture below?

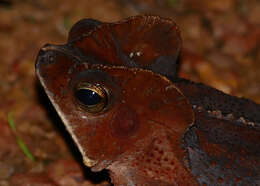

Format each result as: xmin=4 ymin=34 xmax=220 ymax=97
xmin=75 ymin=83 xmax=107 ymax=113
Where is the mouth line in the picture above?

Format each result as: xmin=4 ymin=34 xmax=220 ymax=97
xmin=83 ymin=156 xmax=98 ymax=167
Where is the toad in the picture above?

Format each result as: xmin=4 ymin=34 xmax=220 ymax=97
xmin=35 ymin=15 xmax=260 ymax=185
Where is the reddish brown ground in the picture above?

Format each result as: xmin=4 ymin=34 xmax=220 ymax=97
xmin=0 ymin=0 xmax=259 ymax=185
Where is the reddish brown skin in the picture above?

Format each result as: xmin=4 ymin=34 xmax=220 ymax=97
xmin=35 ymin=15 xmax=260 ymax=185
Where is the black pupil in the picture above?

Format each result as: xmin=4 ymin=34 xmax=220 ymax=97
xmin=76 ymin=89 xmax=102 ymax=106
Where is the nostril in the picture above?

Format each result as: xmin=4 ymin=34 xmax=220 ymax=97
xmin=35 ymin=49 xmax=56 ymax=70
xmin=35 ymin=44 xmax=68 ymax=70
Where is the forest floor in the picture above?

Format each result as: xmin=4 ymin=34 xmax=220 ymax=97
xmin=0 ymin=0 xmax=259 ymax=185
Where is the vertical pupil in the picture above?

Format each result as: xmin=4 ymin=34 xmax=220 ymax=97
xmin=76 ymin=89 xmax=102 ymax=106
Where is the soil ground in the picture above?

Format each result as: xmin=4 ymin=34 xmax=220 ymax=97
xmin=0 ymin=0 xmax=259 ymax=185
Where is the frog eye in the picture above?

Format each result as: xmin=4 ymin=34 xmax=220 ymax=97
xmin=74 ymin=83 xmax=108 ymax=113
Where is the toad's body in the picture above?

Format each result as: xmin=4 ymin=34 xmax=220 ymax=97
xmin=36 ymin=15 xmax=260 ymax=185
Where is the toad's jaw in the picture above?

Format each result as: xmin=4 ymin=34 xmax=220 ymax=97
xmin=36 ymin=69 xmax=99 ymax=168
xmin=36 ymin=45 xmax=101 ymax=168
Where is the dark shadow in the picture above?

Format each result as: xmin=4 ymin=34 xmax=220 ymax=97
xmin=35 ymin=80 xmax=111 ymax=185
xmin=0 ymin=0 xmax=12 ymax=8
xmin=175 ymin=52 xmax=182 ymax=78
xmin=166 ymin=51 xmax=182 ymax=81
